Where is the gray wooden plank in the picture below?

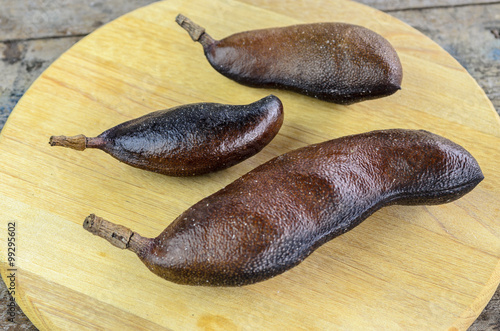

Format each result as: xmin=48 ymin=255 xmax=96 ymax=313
xmin=469 ymin=289 xmax=500 ymax=331
xmin=0 ymin=276 xmax=37 ymax=330
xmin=385 ymin=3 xmax=500 ymax=114
xmin=0 ymin=0 xmax=159 ymax=41
xmin=358 ymin=0 xmax=500 ymax=11
xmin=0 ymin=37 xmax=82 ymax=128
xmin=3 ymin=0 xmax=498 ymax=41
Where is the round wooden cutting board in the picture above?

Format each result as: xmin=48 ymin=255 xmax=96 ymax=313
xmin=1 ymin=0 xmax=499 ymax=330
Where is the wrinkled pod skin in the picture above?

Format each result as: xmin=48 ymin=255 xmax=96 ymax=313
xmin=49 ymin=95 xmax=283 ymax=176
xmin=84 ymin=129 xmax=483 ymax=286
xmin=176 ymin=14 xmax=403 ymax=105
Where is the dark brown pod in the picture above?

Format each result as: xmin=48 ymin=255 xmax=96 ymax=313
xmin=176 ymin=14 xmax=403 ymax=105
xmin=49 ymin=95 xmax=283 ymax=176
xmin=84 ymin=129 xmax=483 ymax=286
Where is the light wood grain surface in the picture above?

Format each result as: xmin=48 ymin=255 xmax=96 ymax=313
xmin=1 ymin=0 xmax=499 ymax=330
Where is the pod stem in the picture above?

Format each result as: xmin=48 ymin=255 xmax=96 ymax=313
xmin=175 ymin=14 xmax=215 ymax=48
xmin=49 ymin=135 xmax=106 ymax=151
xmin=49 ymin=134 xmax=87 ymax=151
xmin=83 ymin=214 xmax=151 ymax=255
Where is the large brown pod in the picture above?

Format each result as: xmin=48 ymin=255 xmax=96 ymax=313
xmin=176 ymin=14 xmax=403 ymax=104
xmin=84 ymin=129 xmax=483 ymax=286
xmin=49 ymin=95 xmax=283 ymax=176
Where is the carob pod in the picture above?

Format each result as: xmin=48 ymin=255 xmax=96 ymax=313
xmin=49 ymin=95 xmax=283 ymax=176
xmin=84 ymin=129 xmax=483 ymax=286
xmin=176 ymin=14 xmax=403 ymax=105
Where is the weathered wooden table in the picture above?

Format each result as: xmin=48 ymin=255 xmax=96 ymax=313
xmin=1 ymin=0 xmax=499 ymax=329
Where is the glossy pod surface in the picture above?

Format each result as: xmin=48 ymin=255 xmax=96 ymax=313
xmin=50 ymin=95 xmax=283 ymax=176
xmin=176 ymin=15 xmax=403 ymax=104
xmin=85 ymin=129 xmax=483 ymax=286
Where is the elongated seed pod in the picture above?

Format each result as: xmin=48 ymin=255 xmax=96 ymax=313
xmin=84 ymin=129 xmax=483 ymax=286
xmin=176 ymin=14 xmax=403 ymax=105
xmin=49 ymin=95 xmax=283 ymax=176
